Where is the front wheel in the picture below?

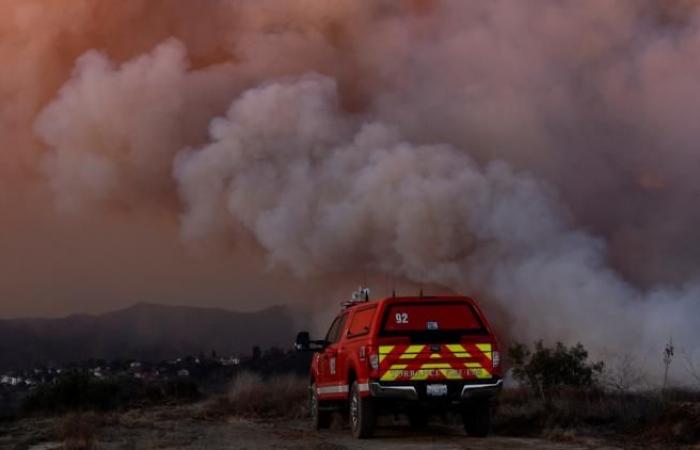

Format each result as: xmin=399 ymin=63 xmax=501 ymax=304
xmin=310 ymin=383 xmax=332 ymax=429
xmin=349 ymin=381 xmax=376 ymax=438
xmin=462 ymin=400 xmax=491 ymax=437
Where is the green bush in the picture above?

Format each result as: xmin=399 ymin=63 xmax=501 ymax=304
xmin=508 ymin=341 xmax=604 ymax=400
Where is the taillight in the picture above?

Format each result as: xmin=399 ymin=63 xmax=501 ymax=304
xmin=492 ymin=350 xmax=500 ymax=369
xmin=369 ymin=353 xmax=379 ymax=371
xmin=367 ymin=347 xmax=380 ymax=378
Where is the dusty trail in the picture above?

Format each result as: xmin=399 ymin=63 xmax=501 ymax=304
xmin=2 ymin=407 xmax=619 ymax=450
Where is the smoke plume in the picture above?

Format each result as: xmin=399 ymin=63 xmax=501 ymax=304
xmin=4 ymin=0 xmax=700 ymax=380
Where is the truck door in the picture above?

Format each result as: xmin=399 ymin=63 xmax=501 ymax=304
xmin=317 ymin=312 xmax=348 ymax=400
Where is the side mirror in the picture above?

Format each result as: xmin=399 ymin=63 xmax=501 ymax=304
xmin=295 ymin=331 xmax=327 ymax=352
xmin=295 ymin=331 xmax=310 ymax=351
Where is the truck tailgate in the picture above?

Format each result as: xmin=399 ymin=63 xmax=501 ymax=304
xmin=378 ymin=343 xmax=494 ymax=382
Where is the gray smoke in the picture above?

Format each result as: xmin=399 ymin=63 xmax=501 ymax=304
xmin=25 ymin=1 xmax=700 ymax=382
xmin=172 ymin=73 xmax=700 ymax=371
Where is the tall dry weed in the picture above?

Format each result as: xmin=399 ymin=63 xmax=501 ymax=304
xmin=205 ymin=372 xmax=308 ymax=419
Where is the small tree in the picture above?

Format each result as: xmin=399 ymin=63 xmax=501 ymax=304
xmin=508 ymin=341 xmax=604 ymax=400
xmin=662 ymin=337 xmax=674 ymax=391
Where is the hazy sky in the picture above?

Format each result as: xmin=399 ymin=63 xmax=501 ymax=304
xmin=2 ymin=1 xmax=700 ymax=375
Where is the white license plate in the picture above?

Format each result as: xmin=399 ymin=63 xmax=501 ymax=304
xmin=426 ymin=384 xmax=448 ymax=396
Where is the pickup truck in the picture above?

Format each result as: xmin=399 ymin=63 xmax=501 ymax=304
xmin=295 ymin=292 xmax=502 ymax=438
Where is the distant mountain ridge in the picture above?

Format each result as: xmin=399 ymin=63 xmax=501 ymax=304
xmin=0 ymin=302 xmax=295 ymax=371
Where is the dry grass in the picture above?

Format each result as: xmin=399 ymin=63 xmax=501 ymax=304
xmin=204 ymin=372 xmax=308 ymax=419
xmin=494 ymin=387 xmax=700 ymax=445
xmin=55 ymin=412 xmax=104 ymax=450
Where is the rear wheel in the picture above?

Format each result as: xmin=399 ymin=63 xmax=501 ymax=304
xmin=310 ymin=383 xmax=331 ymax=430
xmin=462 ymin=400 xmax=491 ymax=437
xmin=349 ymin=381 xmax=376 ymax=438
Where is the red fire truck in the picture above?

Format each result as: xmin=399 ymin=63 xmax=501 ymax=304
xmin=295 ymin=289 xmax=502 ymax=438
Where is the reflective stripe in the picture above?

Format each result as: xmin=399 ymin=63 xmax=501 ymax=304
xmin=476 ymin=343 xmax=492 ymax=360
xmin=380 ymin=364 xmax=407 ymax=381
xmin=316 ymin=385 xmax=349 ymax=395
xmin=464 ymin=362 xmax=491 ymax=379
xmin=358 ymin=383 xmax=370 ymax=392
xmin=446 ymin=344 xmax=466 ymax=353
xmin=420 ymin=363 xmax=452 ymax=369
xmin=378 ymin=345 xmax=394 ymax=364
xmin=440 ymin=368 xmax=464 ymax=380
xmin=410 ymin=364 xmax=461 ymax=381
xmin=377 ymin=343 xmax=495 ymax=381
xmin=412 ymin=363 xmax=449 ymax=381
xmin=404 ymin=344 xmax=425 ymax=354
xmin=446 ymin=344 xmax=471 ymax=358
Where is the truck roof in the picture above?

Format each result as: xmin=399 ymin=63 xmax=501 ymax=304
xmin=346 ymin=295 xmax=480 ymax=309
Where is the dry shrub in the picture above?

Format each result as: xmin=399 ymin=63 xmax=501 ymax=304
xmin=205 ymin=372 xmax=308 ymax=419
xmin=494 ymin=387 xmax=700 ymax=444
xmin=56 ymin=412 xmax=103 ymax=450
xmin=641 ymin=401 xmax=700 ymax=445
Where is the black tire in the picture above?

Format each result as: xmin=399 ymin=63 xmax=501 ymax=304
xmin=407 ymin=409 xmax=430 ymax=429
xmin=310 ymin=383 xmax=332 ymax=430
xmin=349 ymin=381 xmax=376 ymax=439
xmin=462 ymin=400 xmax=491 ymax=437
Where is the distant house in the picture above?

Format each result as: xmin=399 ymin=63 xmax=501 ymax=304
xmin=0 ymin=376 xmax=23 ymax=386
xmin=220 ymin=357 xmax=240 ymax=366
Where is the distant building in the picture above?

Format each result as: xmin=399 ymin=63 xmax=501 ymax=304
xmin=220 ymin=357 xmax=240 ymax=366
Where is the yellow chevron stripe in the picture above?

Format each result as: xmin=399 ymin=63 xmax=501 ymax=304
xmin=464 ymin=362 xmax=491 ymax=379
xmin=440 ymin=368 xmax=464 ymax=380
xmin=446 ymin=344 xmax=471 ymax=358
xmin=476 ymin=343 xmax=492 ymax=360
xmin=380 ymin=364 xmax=407 ymax=381
xmin=409 ymin=363 xmax=463 ymax=381
xmin=446 ymin=344 xmax=466 ymax=353
xmin=429 ymin=353 xmax=441 ymax=359
xmin=421 ymin=363 xmax=451 ymax=369
xmin=378 ymin=345 xmax=394 ymax=364
xmin=405 ymin=345 xmax=425 ymax=354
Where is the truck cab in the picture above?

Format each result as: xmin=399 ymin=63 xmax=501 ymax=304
xmin=295 ymin=290 xmax=502 ymax=438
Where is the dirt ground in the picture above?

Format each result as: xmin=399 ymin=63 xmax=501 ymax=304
xmin=0 ymin=406 xmax=621 ymax=450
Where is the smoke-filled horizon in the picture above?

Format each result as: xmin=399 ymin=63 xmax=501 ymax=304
xmin=2 ymin=0 xmax=700 ymax=380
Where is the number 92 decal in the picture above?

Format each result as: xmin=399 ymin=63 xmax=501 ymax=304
xmin=395 ymin=312 xmax=408 ymax=324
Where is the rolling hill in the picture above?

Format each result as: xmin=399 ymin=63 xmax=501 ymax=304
xmin=0 ymin=303 xmax=296 ymax=371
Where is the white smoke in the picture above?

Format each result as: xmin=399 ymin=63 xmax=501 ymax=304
xmin=173 ymin=73 xmax=700 ymax=373
xmin=34 ymin=39 xmax=239 ymax=210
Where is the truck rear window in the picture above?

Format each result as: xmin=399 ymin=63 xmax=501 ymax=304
xmin=381 ymin=303 xmax=485 ymax=336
